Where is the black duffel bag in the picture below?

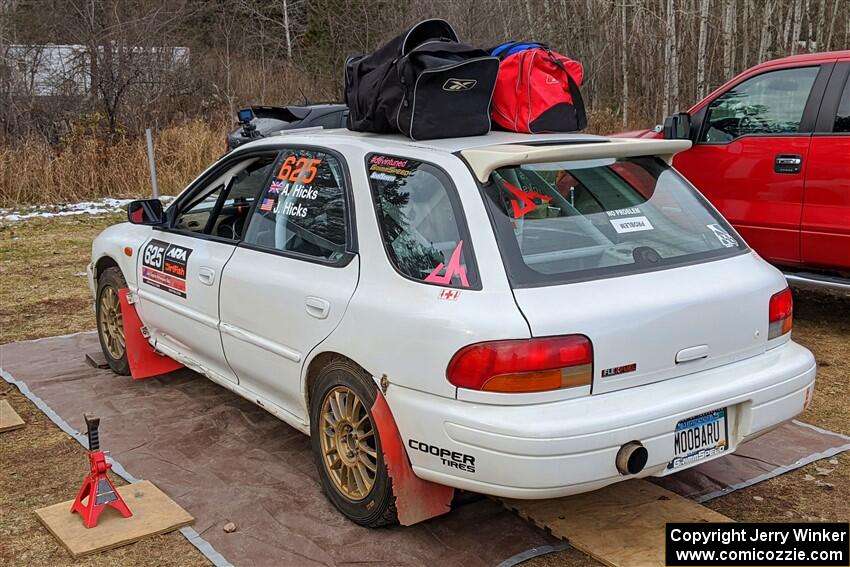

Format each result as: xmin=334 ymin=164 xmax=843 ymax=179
xmin=344 ymin=19 xmax=499 ymax=140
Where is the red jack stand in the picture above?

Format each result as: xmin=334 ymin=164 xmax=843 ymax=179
xmin=71 ymin=414 xmax=132 ymax=528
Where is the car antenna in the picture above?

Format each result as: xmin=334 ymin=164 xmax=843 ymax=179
xmin=298 ymin=87 xmax=309 ymax=106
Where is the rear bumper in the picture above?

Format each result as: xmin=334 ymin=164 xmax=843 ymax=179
xmin=386 ymin=340 xmax=816 ymax=499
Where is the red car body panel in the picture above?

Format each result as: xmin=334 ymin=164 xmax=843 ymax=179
xmin=802 ymin=135 xmax=850 ymax=270
xmin=612 ymin=51 xmax=850 ymax=274
xmin=674 ymin=136 xmax=811 ymax=265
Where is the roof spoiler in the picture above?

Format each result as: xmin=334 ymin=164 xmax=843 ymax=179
xmin=461 ymin=138 xmax=693 ymax=183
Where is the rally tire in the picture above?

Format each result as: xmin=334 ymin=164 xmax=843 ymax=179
xmin=310 ymin=358 xmax=398 ymax=527
xmin=95 ymin=267 xmax=131 ymax=376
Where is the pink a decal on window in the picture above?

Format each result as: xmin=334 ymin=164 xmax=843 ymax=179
xmin=503 ymin=179 xmax=552 ymax=218
xmin=424 ymin=241 xmax=470 ymax=288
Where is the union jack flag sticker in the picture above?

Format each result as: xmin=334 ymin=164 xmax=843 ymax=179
xmin=268 ymin=180 xmax=282 ymax=194
xmin=260 ymin=198 xmax=275 ymax=212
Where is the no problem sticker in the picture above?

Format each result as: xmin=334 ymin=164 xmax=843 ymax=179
xmin=610 ymin=216 xmax=654 ymax=234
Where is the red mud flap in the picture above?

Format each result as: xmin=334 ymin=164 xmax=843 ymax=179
xmin=118 ymin=288 xmax=183 ymax=380
xmin=371 ymin=391 xmax=454 ymax=526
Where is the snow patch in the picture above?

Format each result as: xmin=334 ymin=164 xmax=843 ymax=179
xmin=0 ymin=196 xmax=175 ymax=223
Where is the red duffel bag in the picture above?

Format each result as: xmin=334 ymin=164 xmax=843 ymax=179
xmin=490 ymin=42 xmax=587 ymax=133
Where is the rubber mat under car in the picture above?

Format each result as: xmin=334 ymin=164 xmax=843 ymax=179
xmin=1 ymin=332 xmax=558 ymax=567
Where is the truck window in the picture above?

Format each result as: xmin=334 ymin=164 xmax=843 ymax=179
xmin=834 ymin=74 xmax=850 ymax=133
xmin=700 ymin=67 xmax=819 ymax=143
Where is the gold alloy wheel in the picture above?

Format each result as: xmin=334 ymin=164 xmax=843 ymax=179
xmin=98 ymin=286 xmax=125 ymax=360
xmin=319 ymin=386 xmax=378 ymax=501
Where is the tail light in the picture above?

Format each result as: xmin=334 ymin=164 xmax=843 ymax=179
xmin=447 ymin=335 xmax=593 ymax=393
xmin=768 ymin=287 xmax=793 ymax=340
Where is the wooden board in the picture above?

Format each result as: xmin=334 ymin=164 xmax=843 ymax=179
xmin=35 ymin=480 xmax=193 ymax=557
xmin=0 ymin=399 xmax=25 ymax=432
xmin=85 ymin=351 xmax=110 ymax=370
xmin=502 ymin=479 xmax=732 ymax=567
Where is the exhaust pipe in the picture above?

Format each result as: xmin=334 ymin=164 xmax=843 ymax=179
xmin=616 ymin=441 xmax=648 ymax=475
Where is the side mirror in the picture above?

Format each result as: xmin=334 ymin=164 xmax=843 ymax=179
xmin=663 ymin=112 xmax=692 ymax=140
xmin=127 ymin=199 xmax=165 ymax=225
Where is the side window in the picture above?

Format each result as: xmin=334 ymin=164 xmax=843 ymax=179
xmin=174 ymin=155 xmax=276 ymax=239
xmin=243 ymin=149 xmax=349 ymax=261
xmin=700 ymin=67 xmax=819 ymax=143
xmin=834 ymin=74 xmax=850 ymax=133
xmin=367 ymin=154 xmax=480 ymax=290
xmin=174 ymin=183 xmax=226 ymax=234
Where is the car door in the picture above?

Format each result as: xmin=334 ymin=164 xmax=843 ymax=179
xmin=219 ymin=147 xmax=359 ymax=421
xmin=136 ymin=151 xmax=278 ymax=383
xmin=673 ymin=64 xmax=831 ymax=266
xmin=801 ymin=62 xmax=850 ymax=272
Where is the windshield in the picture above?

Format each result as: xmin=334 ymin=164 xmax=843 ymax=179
xmin=481 ymin=156 xmax=747 ymax=287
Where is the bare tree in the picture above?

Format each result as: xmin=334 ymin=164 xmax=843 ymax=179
xmin=791 ymin=0 xmax=804 ymax=53
xmin=663 ymin=0 xmax=678 ymax=116
xmin=3 ymin=0 xmax=850 ymax=142
xmin=621 ymin=0 xmax=629 ymax=126
xmin=696 ymin=0 xmax=711 ymax=98
xmin=758 ymin=0 xmax=778 ymax=62
xmin=722 ymin=0 xmax=736 ymax=78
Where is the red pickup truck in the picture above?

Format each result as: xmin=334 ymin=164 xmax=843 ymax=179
xmin=617 ymin=51 xmax=849 ymax=290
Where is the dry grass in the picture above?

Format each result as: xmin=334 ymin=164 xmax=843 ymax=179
xmin=0 ymin=111 xmax=646 ymax=208
xmin=0 ymin=121 xmax=224 ymax=207
xmin=0 ymin=214 xmax=124 ymax=344
xmin=586 ymin=107 xmax=648 ymax=135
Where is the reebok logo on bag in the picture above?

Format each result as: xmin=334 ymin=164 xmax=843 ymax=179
xmin=442 ymin=78 xmax=477 ymax=91
xmin=490 ymin=41 xmax=587 ymax=134
xmin=344 ymin=19 xmax=499 ymax=140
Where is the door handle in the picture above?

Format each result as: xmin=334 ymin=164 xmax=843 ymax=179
xmin=305 ymin=296 xmax=330 ymax=320
xmin=198 ymin=267 xmax=216 ymax=286
xmin=774 ymin=154 xmax=802 ymax=174
xmin=676 ymin=344 xmax=710 ymax=363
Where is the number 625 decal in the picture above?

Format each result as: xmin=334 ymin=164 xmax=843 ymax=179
xmin=277 ymin=156 xmax=322 ymax=184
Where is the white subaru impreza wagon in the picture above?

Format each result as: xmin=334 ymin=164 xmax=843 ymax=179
xmin=88 ymin=129 xmax=816 ymax=527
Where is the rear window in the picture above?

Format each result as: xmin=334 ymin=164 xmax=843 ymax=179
xmin=480 ymin=156 xmax=747 ymax=287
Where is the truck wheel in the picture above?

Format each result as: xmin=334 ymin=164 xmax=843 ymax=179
xmin=310 ymin=359 xmax=398 ymax=527
xmin=95 ymin=267 xmax=130 ymax=376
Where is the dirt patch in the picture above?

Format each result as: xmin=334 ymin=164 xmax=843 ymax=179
xmin=0 ymin=387 xmax=208 ymax=567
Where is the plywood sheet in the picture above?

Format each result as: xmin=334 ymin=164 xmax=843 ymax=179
xmin=85 ymin=351 xmax=110 ymax=370
xmin=502 ymin=479 xmax=733 ymax=567
xmin=0 ymin=399 xmax=25 ymax=432
xmin=35 ymin=480 xmax=193 ymax=557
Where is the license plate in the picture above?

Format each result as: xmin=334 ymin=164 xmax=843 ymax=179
xmin=667 ymin=408 xmax=728 ymax=470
